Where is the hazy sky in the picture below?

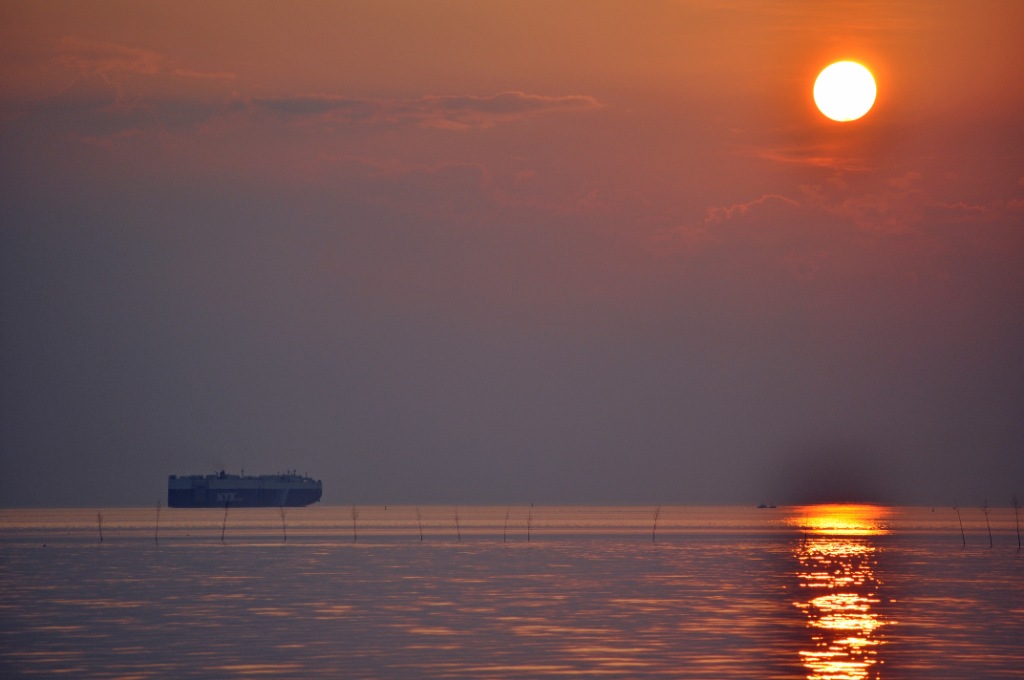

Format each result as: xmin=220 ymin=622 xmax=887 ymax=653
xmin=2 ymin=1 xmax=1022 ymax=507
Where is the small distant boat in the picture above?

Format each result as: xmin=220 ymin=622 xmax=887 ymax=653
xmin=757 ymin=502 xmax=777 ymax=509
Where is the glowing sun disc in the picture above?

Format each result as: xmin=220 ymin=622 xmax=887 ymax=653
xmin=814 ymin=61 xmax=876 ymax=122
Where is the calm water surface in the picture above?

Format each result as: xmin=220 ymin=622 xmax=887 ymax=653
xmin=1 ymin=505 xmax=1021 ymax=679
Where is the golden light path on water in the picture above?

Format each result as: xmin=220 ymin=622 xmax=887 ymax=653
xmin=789 ymin=505 xmax=893 ymax=680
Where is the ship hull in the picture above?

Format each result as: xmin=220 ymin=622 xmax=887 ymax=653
xmin=168 ymin=472 xmax=323 ymax=508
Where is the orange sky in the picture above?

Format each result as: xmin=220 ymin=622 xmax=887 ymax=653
xmin=2 ymin=1 xmax=1022 ymax=505
xmin=4 ymin=1 xmax=1021 ymax=219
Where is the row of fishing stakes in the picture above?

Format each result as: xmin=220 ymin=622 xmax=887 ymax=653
xmin=108 ymin=504 xmax=670 ymax=544
xmin=121 ymin=505 xmax=625 ymax=543
xmin=350 ymin=506 xmax=534 ymax=543
xmin=221 ymin=502 xmax=1018 ymax=547
xmin=95 ymin=501 xmax=1021 ymax=547
xmin=952 ymin=495 xmax=1022 ymax=549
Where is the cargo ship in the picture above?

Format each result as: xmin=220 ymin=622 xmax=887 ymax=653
xmin=168 ymin=470 xmax=323 ymax=508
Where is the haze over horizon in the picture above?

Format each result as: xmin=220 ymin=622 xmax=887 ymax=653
xmin=2 ymin=1 xmax=1022 ymax=508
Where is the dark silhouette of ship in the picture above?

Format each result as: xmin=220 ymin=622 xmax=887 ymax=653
xmin=168 ymin=470 xmax=322 ymax=508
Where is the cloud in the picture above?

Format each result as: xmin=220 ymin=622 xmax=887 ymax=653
xmin=922 ymin=201 xmax=996 ymax=225
xmin=57 ymin=37 xmax=165 ymax=77
xmin=740 ymin=123 xmax=898 ymax=174
xmin=659 ymin=176 xmax=1024 ymax=299
xmin=421 ymin=91 xmax=604 ymax=128
xmin=663 ymin=193 xmax=804 ymax=251
xmin=701 ymin=194 xmax=838 ymax=281
xmin=653 ymin=192 xmax=842 ymax=285
xmin=798 ymin=173 xmax=1020 ymax=235
xmin=704 ymin=193 xmax=801 ymax=226
xmin=440 ymin=91 xmax=600 ymax=117
xmin=172 ymin=68 xmax=237 ymax=81
xmin=21 ymin=39 xmax=604 ymax=149
xmin=886 ymin=171 xmax=922 ymax=190
xmin=56 ymin=38 xmax=239 ymax=85
xmin=751 ymin=145 xmax=863 ymax=171
xmin=237 ymin=91 xmax=603 ymax=129
xmin=239 ymin=94 xmax=374 ymax=119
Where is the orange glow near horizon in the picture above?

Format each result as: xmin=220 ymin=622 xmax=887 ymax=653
xmin=790 ymin=505 xmax=892 ymax=537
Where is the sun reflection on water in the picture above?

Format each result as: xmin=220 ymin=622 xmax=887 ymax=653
xmin=791 ymin=505 xmax=892 ymax=680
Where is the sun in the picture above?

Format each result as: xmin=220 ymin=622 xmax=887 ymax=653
xmin=813 ymin=61 xmax=877 ymax=122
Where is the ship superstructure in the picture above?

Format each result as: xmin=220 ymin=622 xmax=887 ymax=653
xmin=168 ymin=470 xmax=322 ymax=508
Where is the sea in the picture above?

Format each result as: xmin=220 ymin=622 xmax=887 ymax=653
xmin=1 ymin=504 xmax=1021 ymax=679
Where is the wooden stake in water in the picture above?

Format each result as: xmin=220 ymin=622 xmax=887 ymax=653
xmin=221 ymin=502 xmax=230 ymax=543
xmin=981 ymin=499 xmax=993 ymax=549
xmin=652 ymin=506 xmax=662 ymax=543
xmin=416 ymin=507 xmax=423 ymax=542
xmin=1014 ymin=494 xmax=1021 ymax=550
xmin=351 ymin=505 xmax=359 ymax=543
xmin=953 ymin=500 xmax=965 ymax=548
xmin=97 ymin=512 xmax=104 ymax=543
xmin=454 ymin=508 xmax=461 ymax=542
xmin=527 ymin=508 xmax=533 ymax=543
xmin=279 ymin=506 xmax=287 ymax=543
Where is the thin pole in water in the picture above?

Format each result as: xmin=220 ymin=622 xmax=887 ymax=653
xmin=221 ymin=502 xmax=229 ymax=543
xmin=981 ymin=499 xmax=992 ymax=549
xmin=1013 ymin=494 xmax=1021 ymax=550
xmin=953 ymin=500 xmax=965 ymax=548
xmin=97 ymin=512 xmax=104 ymax=543
xmin=652 ymin=506 xmax=662 ymax=543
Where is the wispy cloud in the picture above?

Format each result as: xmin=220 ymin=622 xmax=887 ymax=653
xmin=172 ymin=68 xmax=237 ymax=81
xmin=21 ymin=39 xmax=603 ymax=145
xmin=237 ymin=91 xmax=603 ymax=129
xmin=746 ymin=143 xmax=871 ymax=173
xmin=426 ymin=92 xmax=600 ymax=114
xmin=237 ymin=95 xmax=374 ymax=120
xmin=705 ymin=193 xmax=801 ymax=226
xmin=58 ymin=38 xmax=241 ymax=82
xmin=57 ymin=37 xmax=165 ymax=77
